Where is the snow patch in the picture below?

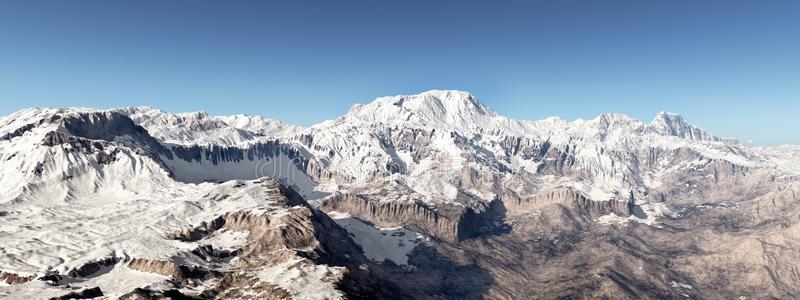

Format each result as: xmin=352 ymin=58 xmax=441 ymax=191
xmin=597 ymin=202 xmax=673 ymax=227
xmin=670 ymin=280 xmax=694 ymax=290
xmin=328 ymin=211 xmax=420 ymax=266
xmin=200 ymin=229 xmax=249 ymax=251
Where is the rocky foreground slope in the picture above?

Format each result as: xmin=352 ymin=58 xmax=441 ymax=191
xmin=0 ymin=90 xmax=799 ymax=299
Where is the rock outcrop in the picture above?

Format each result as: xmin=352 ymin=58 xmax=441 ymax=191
xmin=502 ymin=188 xmax=633 ymax=218
xmin=56 ymin=111 xmax=172 ymax=158
xmin=0 ymin=271 xmax=33 ymax=285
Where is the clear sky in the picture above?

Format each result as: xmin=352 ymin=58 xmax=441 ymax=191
xmin=0 ymin=1 xmax=798 ymax=145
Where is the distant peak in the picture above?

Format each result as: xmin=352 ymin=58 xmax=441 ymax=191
xmin=649 ymin=111 xmax=689 ymax=129
xmin=652 ymin=111 xmax=684 ymax=121
xmin=343 ymin=90 xmax=497 ymax=128
xmin=648 ymin=111 xmax=722 ymax=142
xmin=417 ymin=89 xmax=477 ymax=99
xmin=593 ymin=113 xmax=639 ymax=123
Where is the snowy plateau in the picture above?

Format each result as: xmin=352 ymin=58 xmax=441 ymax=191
xmin=0 ymin=90 xmax=799 ymax=299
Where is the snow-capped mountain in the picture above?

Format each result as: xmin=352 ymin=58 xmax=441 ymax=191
xmin=116 ymin=106 xmax=302 ymax=146
xmin=1 ymin=90 xmax=799 ymax=299
xmin=303 ymin=90 xmax=759 ymax=204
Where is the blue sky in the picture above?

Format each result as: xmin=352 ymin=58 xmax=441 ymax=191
xmin=0 ymin=1 xmax=798 ymax=145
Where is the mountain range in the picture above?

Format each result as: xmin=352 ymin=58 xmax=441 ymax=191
xmin=1 ymin=90 xmax=799 ymax=299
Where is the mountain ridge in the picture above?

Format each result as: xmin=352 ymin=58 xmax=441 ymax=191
xmin=4 ymin=90 xmax=731 ymax=146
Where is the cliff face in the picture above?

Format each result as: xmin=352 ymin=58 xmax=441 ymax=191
xmin=318 ymin=189 xmax=627 ymax=243
xmin=502 ymin=188 xmax=633 ymax=218
xmin=169 ymin=141 xmax=306 ymax=166
xmin=319 ymin=194 xmax=464 ymax=242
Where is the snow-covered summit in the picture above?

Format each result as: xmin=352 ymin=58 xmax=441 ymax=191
xmin=340 ymin=90 xmax=497 ymax=131
xmin=649 ymin=111 xmax=726 ymax=142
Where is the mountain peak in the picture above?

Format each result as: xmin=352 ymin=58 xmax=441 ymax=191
xmin=592 ymin=113 xmax=641 ymax=125
xmin=651 ymin=111 xmax=689 ymax=127
xmin=342 ymin=90 xmax=497 ymax=130
xmin=648 ymin=111 xmax=721 ymax=142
